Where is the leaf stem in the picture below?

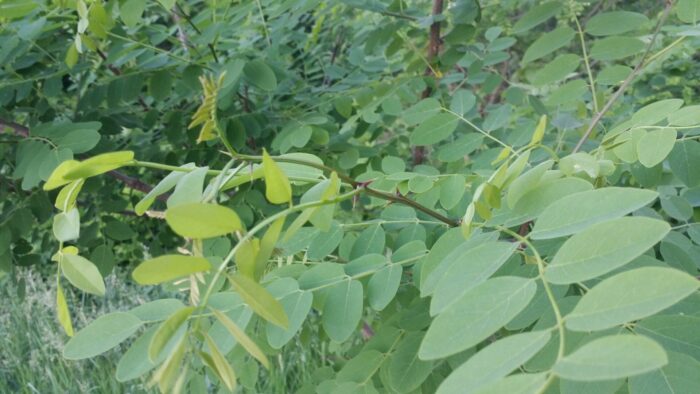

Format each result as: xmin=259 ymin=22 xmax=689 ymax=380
xmin=574 ymin=15 xmax=599 ymax=113
xmin=572 ymin=2 xmax=674 ymax=153
xmin=495 ymin=225 xmax=565 ymax=392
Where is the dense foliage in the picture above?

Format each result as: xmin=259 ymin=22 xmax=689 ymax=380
xmin=3 ymin=0 xmax=700 ymax=392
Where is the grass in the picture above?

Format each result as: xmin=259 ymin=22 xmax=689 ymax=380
xmin=0 ymin=268 xmax=329 ymax=393
xmin=0 ymin=270 xmax=155 ymax=393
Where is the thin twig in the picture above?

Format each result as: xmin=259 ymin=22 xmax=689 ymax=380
xmin=572 ymin=1 xmax=674 ymax=153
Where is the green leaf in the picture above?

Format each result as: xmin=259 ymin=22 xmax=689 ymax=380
xmin=590 ymin=37 xmax=645 ymax=61
xmin=368 ymin=264 xmax=402 ymax=311
xmin=308 ymin=222 xmax=343 ymax=260
xmin=166 ymin=166 xmax=208 ymax=208
xmin=212 ymin=309 xmax=269 ymax=369
xmin=64 ymin=151 xmax=135 ymax=180
xmin=437 ymin=330 xmax=551 ymax=394
xmin=132 ymin=255 xmax=211 ymax=285
xmin=129 ymin=299 xmax=186 ymax=322
xmin=552 ymin=335 xmax=668 ymax=381
xmin=262 ymin=150 xmax=292 ymax=204
xmin=507 ymin=160 xmax=553 ymax=209
xmin=52 ymin=208 xmax=80 ymax=242
xmin=243 ymin=60 xmax=277 ymax=91
xmin=597 ymin=65 xmax=632 ymax=85
xmin=149 ymin=306 xmax=194 ymax=362
xmin=637 ymin=129 xmax=677 ymax=168
xmin=230 ymin=274 xmax=289 ymax=328
xmin=566 ymin=267 xmax=700 ymax=331
xmin=474 ymin=374 xmax=549 ymax=394
xmin=531 ymin=187 xmax=659 ymax=239
xmin=350 ymin=224 xmax=385 ymax=259
xmin=322 ymin=279 xmax=363 ymax=342
xmin=529 ymin=54 xmax=581 ymax=86
xmin=636 ymin=315 xmax=700 ymax=360
xmin=116 ymin=324 xmax=185 ymax=382
xmin=61 ymin=254 xmax=105 ymax=296
xmin=410 ymin=113 xmax=459 ymax=146
xmin=631 ymin=99 xmax=685 ymax=127
xmin=509 ymin=177 xmax=594 ymax=225
xmin=545 ymin=217 xmax=670 ymax=284
xmin=668 ymin=105 xmax=700 ymax=126
xmin=522 ymin=26 xmax=575 ymax=64
xmin=421 ymin=230 xmax=499 ymax=296
xmin=266 ymin=278 xmax=313 ymax=349
xmin=419 ymin=277 xmax=537 ymax=360
xmin=165 ymin=202 xmax=243 ymax=239
xmin=386 ymin=332 xmax=434 ymax=392
xmin=513 ymin=2 xmax=562 ymax=33
xmin=629 ymin=351 xmax=700 ymax=394
xmin=585 ymin=11 xmax=649 ymax=36
xmin=677 ymin=0 xmax=700 ymax=24
xmin=337 ymin=350 xmax=384 ymax=383
xmin=120 ymin=0 xmax=146 ymax=27
xmin=63 ymin=312 xmax=143 ymax=359
xmin=668 ymin=140 xmax=700 ymax=187
xmin=403 ymin=98 xmax=441 ymax=126
xmin=431 ymin=241 xmax=518 ymax=315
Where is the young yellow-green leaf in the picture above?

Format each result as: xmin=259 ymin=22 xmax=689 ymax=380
xmin=132 ymin=255 xmax=211 ymax=285
xmin=530 ymin=187 xmax=659 ymax=240
xmin=262 ymin=149 xmax=292 ymax=204
xmin=235 ymin=237 xmax=260 ymax=278
xmin=54 ymin=179 xmax=84 ymax=211
xmin=212 ymin=309 xmax=269 ymax=369
xmin=61 ymin=254 xmax=105 ymax=296
xmin=545 ymin=217 xmax=670 ymax=284
xmin=229 ymin=274 xmax=289 ymax=328
xmin=437 ymin=330 xmax=551 ymax=394
xmin=44 ymin=159 xmax=80 ymax=190
xmin=566 ymin=267 xmax=700 ymax=331
xmin=165 ymin=202 xmax=243 ymax=239
xmin=203 ymin=334 xmax=237 ymax=391
xmin=57 ymin=282 xmax=74 ymax=337
xmin=63 ymin=312 xmax=143 ymax=359
xmin=530 ymin=115 xmax=547 ymax=145
xmin=255 ymin=217 xmax=285 ymax=279
xmin=552 ymin=335 xmax=668 ymax=381
xmin=151 ymin=336 xmax=188 ymax=393
xmin=419 ymin=277 xmax=537 ymax=360
xmin=64 ymin=151 xmax=135 ymax=180
xmin=52 ymin=208 xmax=80 ymax=242
xmin=149 ymin=306 xmax=195 ymax=362
xmin=637 ymin=129 xmax=677 ymax=168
